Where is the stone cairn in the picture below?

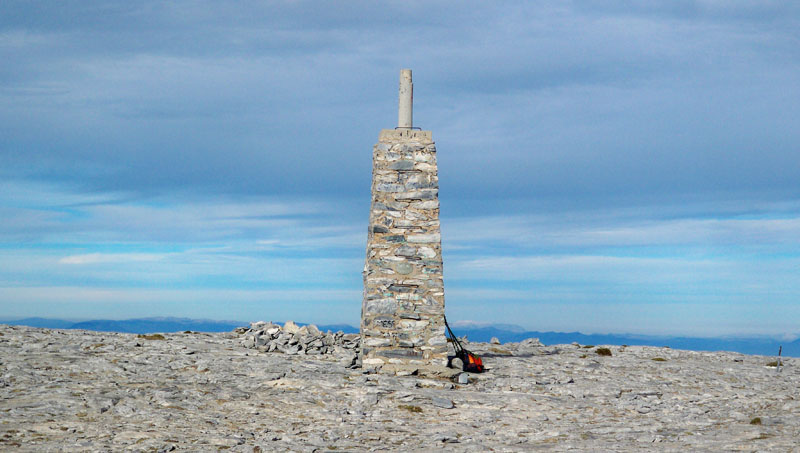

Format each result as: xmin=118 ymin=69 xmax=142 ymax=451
xmin=360 ymin=69 xmax=449 ymax=370
xmin=238 ymin=321 xmax=361 ymax=367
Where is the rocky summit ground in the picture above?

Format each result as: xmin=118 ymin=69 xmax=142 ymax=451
xmin=1 ymin=324 xmax=798 ymax=452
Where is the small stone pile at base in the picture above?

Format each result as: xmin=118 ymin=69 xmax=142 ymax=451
xmin=237 ymin=321 xmax=360 ymax=364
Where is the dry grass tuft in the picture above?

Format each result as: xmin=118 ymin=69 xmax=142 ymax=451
xmin=399 ymin=405 xmax=422 ymax=413
xmin=137 ymin=334 xmax=166 ymax=340
xmin=595 ymin=347 xmax=612 ymax=357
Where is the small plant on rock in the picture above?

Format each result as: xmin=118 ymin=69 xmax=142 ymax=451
xmin=595 ymin=347 xmax=612 ymax=357
xmin=137 ymin=334 xmax=165 ymax=340
xmin=399 ymin=405 xmax=422 ymax=413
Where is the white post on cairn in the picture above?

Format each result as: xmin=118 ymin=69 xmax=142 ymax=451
xmin=398 ymin=69 xmax=413 ymax=128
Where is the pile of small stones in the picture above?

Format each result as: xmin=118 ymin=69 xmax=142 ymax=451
xmin=237 ymin=321 xmax=360 ymax=366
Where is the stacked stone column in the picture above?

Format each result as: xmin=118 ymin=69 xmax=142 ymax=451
xmin=360 ymin=128 xmax=448 ymax=369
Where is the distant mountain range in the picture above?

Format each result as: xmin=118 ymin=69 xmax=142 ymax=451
xmin=0 ymin=317 xmax=359 ymax=335
xmin=451 ymin=325 xmax=798 ymax=358
xmin=2 ymin=317 xmax=796 ymax=357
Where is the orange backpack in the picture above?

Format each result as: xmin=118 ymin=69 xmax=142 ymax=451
xmin=444 ymin=316 xmax=485 ymax=373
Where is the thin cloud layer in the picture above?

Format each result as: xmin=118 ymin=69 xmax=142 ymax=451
xmin=2 ymin=1 xmax=798 ymax=205
xmin=1 ymin=2 xmax=799 ymax=336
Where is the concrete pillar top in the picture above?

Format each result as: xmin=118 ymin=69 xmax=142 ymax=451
xmin=398 ymin=69 xmax=413 ymax=129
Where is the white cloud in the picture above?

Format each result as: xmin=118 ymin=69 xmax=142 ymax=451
xmin=59 ymin=253 xmax=168 ymax=265
xmin=0 ymin=180 xmax=357 ymax=246
xmin=443 ymin=211 xmax=800 ymax=249
xmin=0 ymin=286 xmax=362 ymax=324
xmin=0 ymin=286 xmax=358 ymax=304
xmin=779 ymin=332 xmax=800 ymax=342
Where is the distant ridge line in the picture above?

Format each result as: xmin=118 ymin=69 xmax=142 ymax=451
xmin=1 ymin=317 xmax=797 ymax=357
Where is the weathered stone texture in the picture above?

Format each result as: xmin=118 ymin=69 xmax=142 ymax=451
xmin=4 ymin=324 xmax=800 ymax=451
xmin=361 ymin=129 xmax=448 ymax=369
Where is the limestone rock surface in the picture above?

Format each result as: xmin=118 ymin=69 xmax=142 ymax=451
xmin=1 ymin=324 xmax=798 ymax=451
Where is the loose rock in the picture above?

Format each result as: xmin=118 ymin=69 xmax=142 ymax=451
xmin=431 ymin=397 xmax=455 ymax=409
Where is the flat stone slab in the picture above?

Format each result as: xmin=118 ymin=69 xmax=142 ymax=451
xmin=1 ymin=324 xmax=799 ymax=452
xmin=379 ymin=128 xmax=432 ymax=142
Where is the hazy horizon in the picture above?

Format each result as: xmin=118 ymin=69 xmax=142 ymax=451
xmin=3 ymin=315 xmax=799 ymax=344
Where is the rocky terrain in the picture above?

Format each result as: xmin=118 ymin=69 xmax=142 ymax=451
xmin=1 ymin=323 xmax=798 ymax=452
xmin=237 ymin=321 xmax=360 ymax=367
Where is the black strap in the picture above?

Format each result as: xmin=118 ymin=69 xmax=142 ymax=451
xmin=443 ymin=315 xmax=465 ymax=357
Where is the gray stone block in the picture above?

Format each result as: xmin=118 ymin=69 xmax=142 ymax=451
xmin=388 ymin=160 xmax=415 ymax=170
xmin=394 ymin=245 xmax=416 ymax=257
xmin=406 ymin=233 xmax=440 ymax=243
xmin=364 ymin=299 xmax=397 ymax=315
xmin=386 ymin=284 xmax=416 ymax=293
xmin=377 ymin=349 xmax=423 ymax=359
xmin=372 ymin=317 xmax=395 ymax=329
xmin=395 ymin=190 xmax=437 ymax=200
xmin=375 ymin=183 xmax=404 ymax=192
xmin=394 ymin=262 xmax=413 ymax=275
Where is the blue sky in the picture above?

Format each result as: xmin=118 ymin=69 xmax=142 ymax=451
xmin=1 ymin=1 xmax=799 ymax=338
